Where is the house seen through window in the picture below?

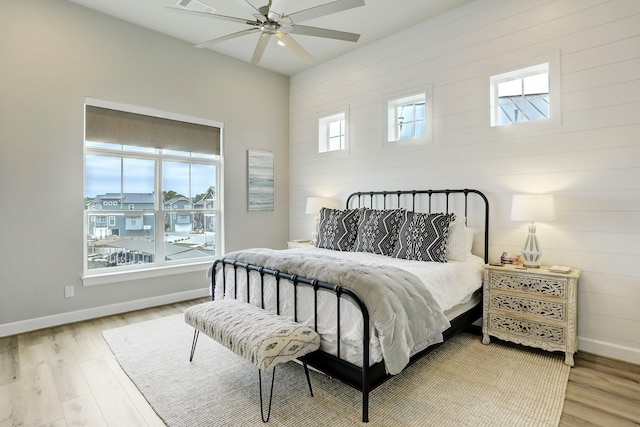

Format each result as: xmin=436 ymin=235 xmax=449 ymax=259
xmin=84 ymin=101 xmax=222 ymax=276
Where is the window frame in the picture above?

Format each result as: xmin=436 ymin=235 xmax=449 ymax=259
xmin=383 ymin=85 xmax=433 ymax=148
xmin=82 ymin=98 xmax=224 ymax=286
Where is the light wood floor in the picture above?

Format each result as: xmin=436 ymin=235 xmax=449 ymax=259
xmin=1 ymin=299 xmax=638 ymax=426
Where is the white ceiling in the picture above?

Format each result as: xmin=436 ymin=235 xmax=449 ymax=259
xmin=67 ymin=0 xmax=474 ymax=76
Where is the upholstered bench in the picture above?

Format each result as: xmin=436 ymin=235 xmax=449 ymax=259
xmin=184 ymin=299 xmax=321 ymax=422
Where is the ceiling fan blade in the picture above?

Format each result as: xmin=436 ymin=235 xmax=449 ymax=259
xmin=251 ymin=33 xmax=271 ymax=65
xmin=278 ymin=33 xmax=313 ymax=63
xmin=166 ymin=6 xmax=256 ymax=26
xmin=286 ymin=0 xmax=365 ymax=24
xmin=290 ymin=25 xmax=360 ymax=42
xmin=230 ymin=0 xmax=266 ymax=22
xmin=267 ymin=0 xmax=287 ymax=21
xmin=195 ymin=28 xmax=260 ymax=48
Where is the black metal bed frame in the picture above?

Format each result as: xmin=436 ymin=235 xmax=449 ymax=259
xmin=211 ymin=189 xmax=489 ymax=422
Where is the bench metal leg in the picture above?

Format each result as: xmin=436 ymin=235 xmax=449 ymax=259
xmin=302 ymin=358 xmax=314 ymax=397
xmin=258 ymin=367 xmax=277 ymax=423
xmin=189 ymin=330 xmax=200 ymax=362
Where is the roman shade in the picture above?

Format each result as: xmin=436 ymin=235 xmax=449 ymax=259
xmin=85 ymin=105 xmax=220 ymax=155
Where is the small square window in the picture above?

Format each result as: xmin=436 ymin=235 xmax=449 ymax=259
xmin=384 ymin=86 xmax=432 ymax=147
xmin=490 ymin=63 xmax=550 ymax=127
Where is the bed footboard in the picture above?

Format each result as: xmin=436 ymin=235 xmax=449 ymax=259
xmin=211 ymin=258 xmax=375 ymax=422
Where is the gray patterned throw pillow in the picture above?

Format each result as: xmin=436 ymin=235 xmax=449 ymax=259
xmin=392 ymin=211 xmax=455 ymax=262
xmin=354 ymin=209 xmax=404 ymax=255
xmin=316 ymin=208 xmax=362 ymax=251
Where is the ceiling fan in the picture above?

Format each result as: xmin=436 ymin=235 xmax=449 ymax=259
xmin=169 ymin=0 xmax=365 ymax=65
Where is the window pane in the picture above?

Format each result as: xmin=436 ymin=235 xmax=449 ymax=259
xmin=123 ymin=158 xmax=155 ymax=207
xmin=328 ymin=120 xmax=342 ymax=137
xmin=164 ymin=212 xmax=216 ymax=262
xmin=329 ymin=136 xmax=341 ymax=151
xmin=191 ymin=163 xmax=216 ymax=201
xmin=163 ymin=161 xmax=190 ymax=201
xmin=399 ymin=104 xmax=414 ymax=122
xmin=524 ymin=72 xmax=548 ymax=94
xmin=86 ymin=213 xmax=155 ymax=270
xmin=400 ymin=123 xmax=414 ymax=140
xmin=498 ymin=79 xmax=522 ymax=97
xmin=85 ymin=155 xmax=121 ymax=207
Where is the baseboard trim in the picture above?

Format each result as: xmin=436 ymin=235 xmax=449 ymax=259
xmin=4 ymin=293 xmax=638 ymax=365
xmin=579 ymin=337 xmax=640 ymax=365
xmin=0 ymin=288 xmax=211 ymax=338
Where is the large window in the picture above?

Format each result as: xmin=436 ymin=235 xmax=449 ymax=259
xmin=83 ymin=99 xmax=222 ymax=280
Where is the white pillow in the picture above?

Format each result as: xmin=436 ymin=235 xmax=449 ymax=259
xmin=466 ymin=226 xmax=476 ymax=255
xmin=446 ymin=219 xmax=476 ymax=261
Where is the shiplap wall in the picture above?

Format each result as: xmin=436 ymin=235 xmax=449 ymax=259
xmin=289 ymin=0 xmax=640 ymax=363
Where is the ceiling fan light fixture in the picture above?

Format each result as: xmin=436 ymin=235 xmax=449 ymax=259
xmin=260 ymin=22 xmax=279 ymax=35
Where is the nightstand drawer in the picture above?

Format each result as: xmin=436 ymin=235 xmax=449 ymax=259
xmin=489 ymin=293 xmax=566 ymax=321
xmin=488 ymin=272 xmax=566 ymax=298
xmin=489 ymin=313 xmax=566 ymax=345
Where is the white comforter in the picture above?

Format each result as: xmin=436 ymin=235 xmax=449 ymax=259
xmin=211 ymin=247 xmax=483 ymax=374
xmin=294 ymin=247 xmax=484 ymax=312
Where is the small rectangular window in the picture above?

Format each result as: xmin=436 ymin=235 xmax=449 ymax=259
xmin=318 ymin=111 xmax=348 ymax=154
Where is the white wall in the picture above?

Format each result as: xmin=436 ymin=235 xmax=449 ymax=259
xmin=289 ymin=0 xmax=640 ymax=363
xmin=0 ymin=0 xmax=289 ymax=331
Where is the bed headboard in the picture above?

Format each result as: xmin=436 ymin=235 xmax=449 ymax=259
xmin=345 ymin=189 xmax=490 ymax=263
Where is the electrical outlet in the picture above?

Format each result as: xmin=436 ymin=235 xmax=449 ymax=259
xmin=65 ymin=285 xmax=74 ymax=298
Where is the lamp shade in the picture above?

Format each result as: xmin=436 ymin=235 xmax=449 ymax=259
xmin=511 ymin=195 xmax=556 ymax=222
xmin=305 ymin=197 xmax=339 ymax=214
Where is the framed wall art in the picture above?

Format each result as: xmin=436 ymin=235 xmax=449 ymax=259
xmin=247 ymin=149 xmax=274 ymax=212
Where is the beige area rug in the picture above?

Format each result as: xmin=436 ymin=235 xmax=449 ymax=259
xmin=103 ymin=314 xmax=570 ymax=427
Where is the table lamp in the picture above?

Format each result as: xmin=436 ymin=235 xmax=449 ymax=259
xmin=305 ymin=197 xmax=339 ymax=244
xmin=511 ymin=194 xmax=556 ymax=268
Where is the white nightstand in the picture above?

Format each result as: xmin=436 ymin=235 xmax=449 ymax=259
xmin=287 ymin=240 xmax=314 ymax=249
xmin=482 ymin=264 xmax=580 ymax=366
